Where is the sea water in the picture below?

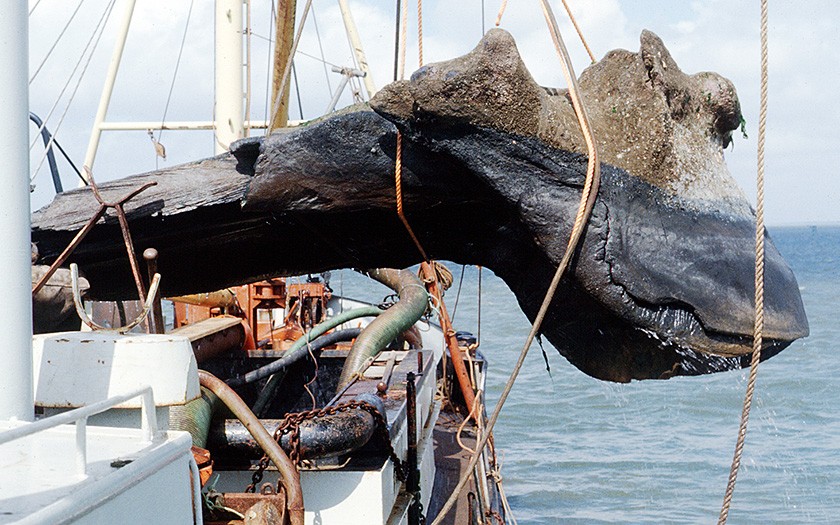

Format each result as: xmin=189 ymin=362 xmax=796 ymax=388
xmin=333 ymin=225 xmax=839 ymax=524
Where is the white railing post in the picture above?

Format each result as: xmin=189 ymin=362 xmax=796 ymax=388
xmin=75 ymin=417 xmax=88 ymax=476
xmin=141 ymin=387 xmax=157 ymax=442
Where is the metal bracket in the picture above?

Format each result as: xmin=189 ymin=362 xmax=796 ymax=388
xmin=71 ymin=263 xmax=161 ymax=333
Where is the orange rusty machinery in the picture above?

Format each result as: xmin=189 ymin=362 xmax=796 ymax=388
xmin=171 ymin=277 xmax=331 ymax=351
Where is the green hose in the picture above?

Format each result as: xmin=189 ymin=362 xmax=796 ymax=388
xmin=169 ymin=386 xmax=219 ymax=448
xmin=337 ymin=268 xmax=429 ymax=389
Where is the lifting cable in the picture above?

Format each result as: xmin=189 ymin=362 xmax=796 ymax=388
xmin=431 ymin=1 xmax=602 ymax=521
xmin=717 ymin=0 xmax=769 ymax=522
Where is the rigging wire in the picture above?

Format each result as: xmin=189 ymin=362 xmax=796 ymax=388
xmin=29 ymin=0 xmax=44 ymax=16
xmin=245 ymin=0 xmax=252 ymax=137
xmin=449 ymin=264 xmax=467 ymax=323
xmin=156 ymin=0 xmax=196 ymax=167
xmin=29 ymin=0 xmax=116 ymax=154
xmin=267 ymin=0 xmax=314 ymax=132
xmin=31 ymin=0 xmax=118 ymax=184
xmin=292 ymin=61 xmax=305 ymax=120
xmin=310 ymin=3 xmax=333 ymax=93
xmin=30 ymin=0 xmax=87 ymax=85
xmin=263 ymin=0 xmax=276 ymax=122
xmin=717 ymin=0 xmax=769 ymax=522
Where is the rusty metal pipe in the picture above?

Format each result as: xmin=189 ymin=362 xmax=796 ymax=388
xmin=169 ymin=289 xmax=239 ymax=309
xmin=197 ymin=370 xmax=304 ymax=525
xmin=421 ymin=262 xmax=476 ymax=415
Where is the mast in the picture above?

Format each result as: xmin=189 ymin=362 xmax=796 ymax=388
xmin=83 ymin=0 xmax=138 ymax=179
xmin=269 ymin=0 xmax=296 ymax=130
xmin=337 ymin=0 xmax=376 ymax=98
xmin=0 ymin=1 xmax=33 ymax=421
xmin=215 ymin=0 xmax=246 ymax=153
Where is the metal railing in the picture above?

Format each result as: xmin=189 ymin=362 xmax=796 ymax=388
xmin=0 ymin=386 xmax=158 ymax=476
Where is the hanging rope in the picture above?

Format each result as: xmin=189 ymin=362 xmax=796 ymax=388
xmin=430 ymin=1 xmax=602 ymax=521
xmin=398 ymin=0 xmax=408 ymax=80
xmin=717 ymin=1 xmax=769 ymax=522
xmin=29 ymin=0 xmax=116 ymax=153
xmin=560 ymin=0 xmax=596 ymax=63
xmin=417 ymin=0 xmax=424 ymax=67
xmin=392 ymin=0 xmax=430 ymax=262
xmin=394 ymin=132 xmax=429 ymax=261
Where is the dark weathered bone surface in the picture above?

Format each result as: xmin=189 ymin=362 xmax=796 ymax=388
xmin=31 ymin=30 xmax=807 ymax=382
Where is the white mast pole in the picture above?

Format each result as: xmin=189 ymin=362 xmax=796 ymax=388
xmin=83 ymin=0 xmax=138 ymax=180
xmin=0 ymin=1 xmax=33 ymax=421
xmin=337 ymin=0 xmax=377 ymax=98
xmin=215 ymin=0 xmax=245 ymax=154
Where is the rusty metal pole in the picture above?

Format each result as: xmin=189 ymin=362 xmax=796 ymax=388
xmin=197 ymin=370 xmax=305 ymax=525
xmin=143 ymin=248 xmax=165 ymax=334
xmin=420 ymin=262 xmax=476 ymax=413
xmin=406 ymin=371 xmax=421 ymax=525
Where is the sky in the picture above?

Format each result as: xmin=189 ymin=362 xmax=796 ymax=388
xmin=26 ymin=0 xmax=840 ymax=226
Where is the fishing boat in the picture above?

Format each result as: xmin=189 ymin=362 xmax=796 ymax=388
xmin=3 ymin=1 xmax=808 ymax=524
xmin=6 ymin=2 xmax=510 ymax=524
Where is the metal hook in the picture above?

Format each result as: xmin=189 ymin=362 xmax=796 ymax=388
xmin=70 ymin=263 xmax=161 ymax=334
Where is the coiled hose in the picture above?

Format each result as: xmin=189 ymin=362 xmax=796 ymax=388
xmin=337 ymin=268 xmax=429 ymax=389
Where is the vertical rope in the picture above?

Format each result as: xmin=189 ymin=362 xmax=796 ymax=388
xmin=717 ymin=1 xmax=768 ymax=522
xmin=398 ymin=0 xmax=408 ymax=80
xmin=417 ymin=0 xmax=424 ymax=67
xmin=394 ymin=131 xmax=429 ymax=261
xmin=430 ymin=1 xmax=601 ymax=521
xmin=560 ymin=0 xmax=596 ymax=63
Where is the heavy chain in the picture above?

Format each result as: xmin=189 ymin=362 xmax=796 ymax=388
xmin=245 ymin=400 xmax=406 ymax=493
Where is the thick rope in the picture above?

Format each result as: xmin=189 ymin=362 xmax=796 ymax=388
xmin=430 ymin=1 xmax=601 ymax=521
xmin=560 ymin=0 xmax=596 ymax=63
xmin=417 ymin=0 xmax=423 ymax=67
xmin=395 ymin=132 xmax=429 ymax=261
xmin=393 ymin=0 xmax=429 ymax=262
xmin=717 ymin=1 xmax=768 ymax=523
xmin=398 ymin=0 xmax=408 ymax=81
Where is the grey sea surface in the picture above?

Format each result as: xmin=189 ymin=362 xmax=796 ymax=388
xmin=333 ymin=225 xmax=839 ymax=524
